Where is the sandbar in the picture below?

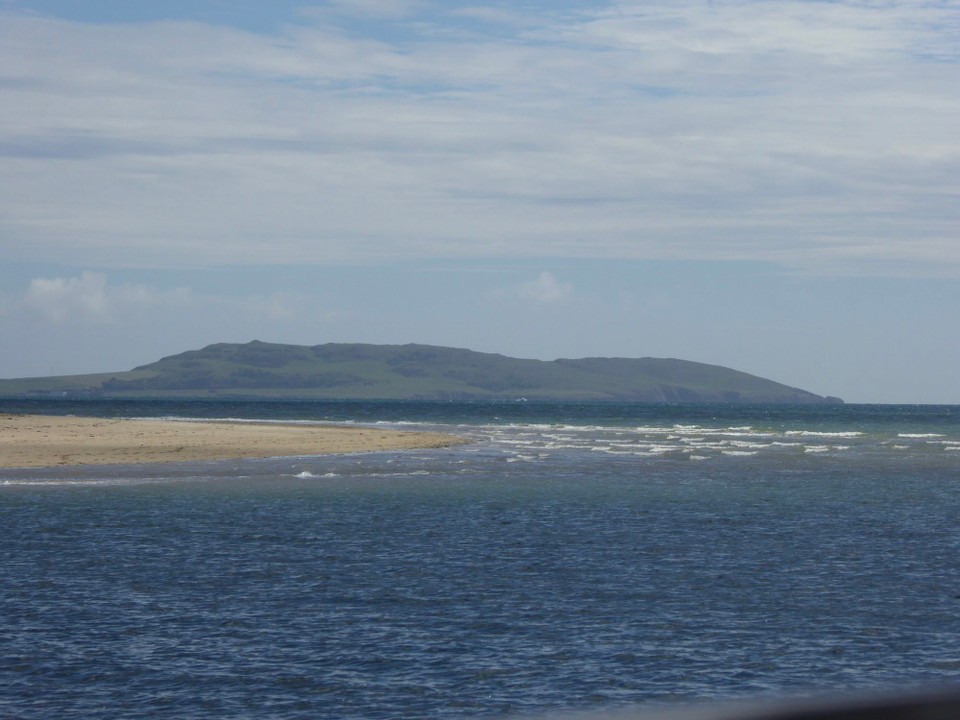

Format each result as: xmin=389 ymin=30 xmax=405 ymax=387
xmin=0 ymin=413 xmax=464 ymax=468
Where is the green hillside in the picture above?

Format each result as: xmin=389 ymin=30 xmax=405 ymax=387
xmin=0 ymin=341 xmax=842 ymax=403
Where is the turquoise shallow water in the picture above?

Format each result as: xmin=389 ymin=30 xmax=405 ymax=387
xmin=2 ymin=400 xmax=959 ymax=718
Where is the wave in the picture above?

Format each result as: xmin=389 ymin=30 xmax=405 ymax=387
xmin=784 ymin=430 xmax=864 ymax=438
xmin=470 ymin=418 xmax=960 ymax=465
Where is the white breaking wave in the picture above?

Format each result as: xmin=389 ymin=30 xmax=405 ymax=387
xmin=785 ymin=430 xmax=864 ymax=438
xmin=296 ymin=414 xmax=960 ymax=467
xmin=506 ymin=455 xmax=538 ymax=462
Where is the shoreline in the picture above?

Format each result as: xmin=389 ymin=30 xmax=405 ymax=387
xmin=0 ymin=413 xmax=465 ymax=469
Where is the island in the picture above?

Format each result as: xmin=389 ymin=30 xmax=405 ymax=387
xmin=0 ymin=341 xmax=842 ymax=404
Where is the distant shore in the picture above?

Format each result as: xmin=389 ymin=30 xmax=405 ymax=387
xmin=0 ymin=413 xmax=464 ymax=469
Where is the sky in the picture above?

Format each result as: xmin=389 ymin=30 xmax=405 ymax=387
xmin=1 ymin=0 xmax=958 ymax=403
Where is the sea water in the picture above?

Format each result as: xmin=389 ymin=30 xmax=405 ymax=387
xmin=2 ymin=399 xmax=959 ymax=719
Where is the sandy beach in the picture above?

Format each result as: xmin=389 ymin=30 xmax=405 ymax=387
xmin=0 ymin=413 xmax=464 ymax=468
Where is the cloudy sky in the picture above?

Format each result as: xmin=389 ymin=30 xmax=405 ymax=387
xmin=1 ymin=0 xmax=958 ymax=403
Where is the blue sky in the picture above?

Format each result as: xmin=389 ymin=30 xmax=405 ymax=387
xmin=1 ymin=0 xmax=958 ymax=402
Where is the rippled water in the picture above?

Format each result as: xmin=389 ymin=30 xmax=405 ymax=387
xmin=2 ymin=400 xmax=960 ymax=719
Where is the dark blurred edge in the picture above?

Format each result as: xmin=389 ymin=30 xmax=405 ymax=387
xmin=529 ymin=686 xmax=960 ymax=720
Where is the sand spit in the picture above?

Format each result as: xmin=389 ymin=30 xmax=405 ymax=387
xmin=0 ymin=414 xmax=464 ymax=468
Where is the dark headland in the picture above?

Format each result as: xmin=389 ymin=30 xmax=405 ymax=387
xmin=0 ymin=341 xmax=842 ymax=404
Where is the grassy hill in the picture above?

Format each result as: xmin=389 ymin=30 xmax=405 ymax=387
xmin=0 ymin=341 xmax=842 ymax=403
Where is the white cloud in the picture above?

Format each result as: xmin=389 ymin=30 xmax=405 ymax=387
xmin=515 ymin=271 xmax=573 ymax=304
xmin=0 ymin=2 xmax=958 ymax=275
xmin=23 ymin=272 xmax=109 ymax=323
xmin=21 ymin=272 xmax=193 ymax=324
xmin=17 ymin=272 xmax=347 ymax=330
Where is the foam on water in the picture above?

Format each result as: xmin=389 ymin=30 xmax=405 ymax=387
xmin=294 ymin=470 xmax=331 ymax=478
xmin=468 ymin=420 xmax=957 ymax=464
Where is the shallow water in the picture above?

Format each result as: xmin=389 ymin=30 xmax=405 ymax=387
xmin=2 ymin=400 xmax=959 ymax=718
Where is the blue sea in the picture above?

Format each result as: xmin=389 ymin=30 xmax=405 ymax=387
xmin=2 ymin=399 xmax=959 ymax=719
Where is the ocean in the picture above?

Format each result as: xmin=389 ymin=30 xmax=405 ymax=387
xmin=2 ymin=399 xmax=959 ymax=719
